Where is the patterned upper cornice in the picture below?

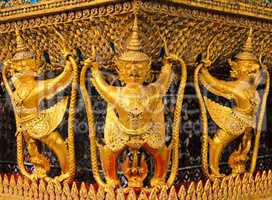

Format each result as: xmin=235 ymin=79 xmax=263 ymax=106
xmin=0 ymin=0 xmax=272 ymax=22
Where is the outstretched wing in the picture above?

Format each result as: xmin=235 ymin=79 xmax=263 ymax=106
xmin=204 ymin=97 xmax=246 ymax=135
xmin=27 ymin=97 xmax=68 ymax=139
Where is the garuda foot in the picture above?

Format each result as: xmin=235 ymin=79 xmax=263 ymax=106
xmin=27 ymin=173 xmax=44 ymax=181
xmin=209 ymin=166 xmax=225 ymax=179
xmin=23 ymin=170 xmax=47 ymax=181
xmin=55 ymin=173 xmax=71 ymax=183
xmin=104 ymin=179 xmax=119 ymax=192
xmin=44 ymin=173 xmax=71 ymax=184
xmin=150 ymin=178 xmax=168 ymax=191
xmin=26 ymin=166 xmax=47 ymax=181
xmin=210 ymin=174 xmax=225 ymax=180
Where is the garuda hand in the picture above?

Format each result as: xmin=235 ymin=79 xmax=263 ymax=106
xmin=202 ymin=58 xmax=212 ymax=68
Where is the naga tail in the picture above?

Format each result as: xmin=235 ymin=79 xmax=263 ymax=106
xmin=54 ymin=28 xmax=77 ymax=181
xmin=250 ymin=60 xmax=270 ymax=173
xmin=194 ymin=62 xmax=210 ymax=179
xmin=17 ymin=131 xmax=33 ymax=180
xmin=167 ymin=56 xmax=187 ymax=186
xmin=80 ymin=62 xmax=105 ymax=187
xmin=194 ymin=36 xmax=219 ymax=180
xmin=66 ymin=56 xmax=78 ymax=182
xmin=2 ymin=63 xmax=33 ymax=179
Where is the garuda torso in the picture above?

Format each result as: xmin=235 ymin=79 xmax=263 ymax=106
xmin=104 ymin=85 xmax=165 ymax=152
xmin=11 ymin=74 xmax=68 ymax=139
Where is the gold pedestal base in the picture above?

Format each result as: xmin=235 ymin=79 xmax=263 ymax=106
xmin=0 ymin=171 xmax=272 ymax=200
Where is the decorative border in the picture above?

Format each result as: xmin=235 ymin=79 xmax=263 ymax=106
xmin=0 ymin=0 xmax=121 ymax=22
xmin=0 ymin=1 xmax=134 ymax=33
xmin=169 ymin=0 xmax=272 ymax=21
xmin=0 ymin=0 xmax=272 ymax=34
xmin=0 ymin=0 xmax=272 ymax=23
xmin=0 ymin=171 xmax=271 ymax=199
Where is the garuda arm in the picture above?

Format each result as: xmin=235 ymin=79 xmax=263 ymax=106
xmin=2 ymin=61 xmax=13 ymax=99
xmin=39 ymin=55 xmax=75 ymax=100
xmin=90 ymin=62 xmax=119 ymax=105
xmin=149 ymin=60 xmax=173 ymax=95
xmin=1 ymin=61 xmax=21 ymax=125
xmin=199 ymin=67 xmax=239 ymax=100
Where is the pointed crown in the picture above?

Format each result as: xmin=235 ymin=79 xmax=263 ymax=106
xmin=12 ymin=30 xmax=35 ymax=62
xmin=235 ymin=28 xmax=257 ymax=62
xmin=118 ymin=15 xmax=150 ymax=63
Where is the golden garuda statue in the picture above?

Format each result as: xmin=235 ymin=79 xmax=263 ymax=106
xmin=80 ymin=16 xmax=187 ymax=189
xmin=2 ymin=30 xmax=78 ymax=182
xmin=194 ymin=28 xmax=270 ymax=179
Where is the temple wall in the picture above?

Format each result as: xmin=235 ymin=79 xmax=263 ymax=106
xmin=0 ymin=0 xmax=271 ymax=198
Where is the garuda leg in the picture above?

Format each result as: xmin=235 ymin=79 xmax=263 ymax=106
xmin=209 ymin=129 xmax=239 ymax=176
xmin=143 ymin=144 xmax=170 ymax=187
xmin=24 ymin=133 xmax=50 ymax=178
xmin=228 ymin=128 xmax=252 ymax=174
xmin=40 ymin=131 xmax=69 ymax=175
xmin=240 ymin=128 xmax=252 ymax=155
xmin=98 ymin=145 xmax=123 ymax=186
